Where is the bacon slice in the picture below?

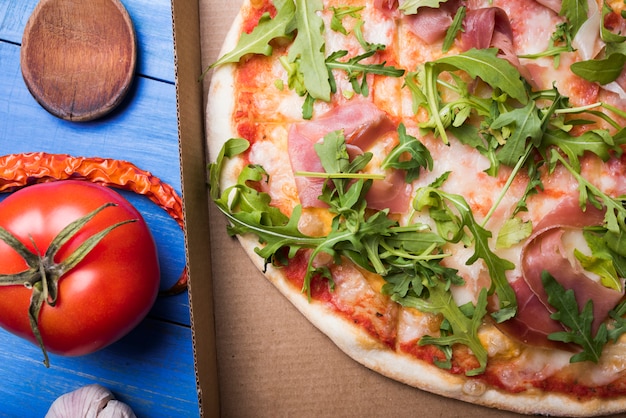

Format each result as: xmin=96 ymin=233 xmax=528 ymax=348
xmin=500 ymin=197 xmax=624 ymax=349
xmin=287 ymin=100 xmax=411 ymax=212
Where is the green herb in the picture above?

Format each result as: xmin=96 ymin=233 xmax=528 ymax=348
xmin=560 ymin=0 xmax=588 ymax=38
xmin=330 ymin=6 xmax=365 ymax=35
xmin=492 ymin=99 xmax=543 ymax=167
xmin=569 ymin=3 xmax=626 ymax=85
xmin=442 ymin=6 xmax=466 ymax=53
xmin=390 ymin=284 xmax=489 ymax=376
xmin=206 ymin=0 xmax=295 ymax=73
xmin=518 ymin=23 xmax=574 ymax=67
xmin=574 ymin=248 xmax=622 ymax=292
xmin=435 ymin=49 xmax=528 ymax=104
xmin=601 ymin=2 xmax=626 ymax=44
xmin=413 ymin=173 xmax=518 ymax=322
xmin=399 ymin=0 xmax=449 ymax=15
xmin=542 ymin=271 xmax=626 ymax=363
xmin=549 ymin=149 xmax=626 ymax=237
xmin=571 ymin=53 xmax=626 ymax=85
xmin=411 ymin=48 xmax=527 ymax=144
xmin=209 ymin=135 xmax=498 ymax=373
xmin=287 ymin=0 xmax=330 ymax=102
xmin=209 ymin=135 xmax=453 ymax=295
xmin=330 ymin=6 xmax=385 ymax=52
xmin=495 ymin=217 xmax=533 ymax=249
xmin=381 ymin=123 xmax=433 ymax=183
xmin=543 ymin=271 xmax=606 ymax=363
xmin=326 ymin=50 xmax=405 ymax=97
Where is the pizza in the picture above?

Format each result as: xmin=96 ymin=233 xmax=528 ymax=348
xmin=205 ymin=0 xmax=626 ymax=415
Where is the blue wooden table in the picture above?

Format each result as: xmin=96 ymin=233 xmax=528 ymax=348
xmin=0 ymin=0 xmax=200 ymax=416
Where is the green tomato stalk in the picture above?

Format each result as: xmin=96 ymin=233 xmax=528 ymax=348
xmin=0 ymin=203 xmax=135 ymax=367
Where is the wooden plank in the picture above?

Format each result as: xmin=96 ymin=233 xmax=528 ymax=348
xmin=0 ymin=317 xmax=198 ymax=416
xmin=0 ymin=0 xmax=175 ymax=83
xmin=0 ymin=0 xmax=199 ymax=415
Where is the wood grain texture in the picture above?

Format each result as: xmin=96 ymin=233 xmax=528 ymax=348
xmin=0 ymin=0 xmax=174 ymax=83
xmin=0 ymin=0 xmax=198 ymax=415
xmin=20 ymin=0 xmax=137 ymax=121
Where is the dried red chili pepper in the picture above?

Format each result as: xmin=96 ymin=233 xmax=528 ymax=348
xmin=0 ymin=152 xmax=187 ymax=295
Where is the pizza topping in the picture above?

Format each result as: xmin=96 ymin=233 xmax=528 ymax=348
xmin=372 ymin=0 xmax=398 ymax=16
xmin=208 ymin=0 xmax=626 ymax=405
xmin=404 ymin=1 xmax=461 ymax=44
xmin=533 ymin=0 xmax=562 ymax=14
xmin=460 ymin=7 xmax=513 ymax=53
xmin=496 ymin=277 xmax=570 ymax=350
xmin=499 ymin=197 xmax=626 ymax=358
xmin=288 ymin=99 xmax=412 ymax=211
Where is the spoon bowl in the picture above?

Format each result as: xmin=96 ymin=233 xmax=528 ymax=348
xmin=20 ymin=0 xmax=137 ymax=122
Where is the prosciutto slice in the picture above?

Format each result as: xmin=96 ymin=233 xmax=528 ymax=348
xmin=500 ymin=197 xmax=624 ymax=349
xmin=287 ymin=100 xmax=411 ymax=212
xmin=533 ymin=0 xmax=562 ymax=13
xmin=373 ymin=0 xmax=398 ymax=16
xmin=460 ymin=7 xmax=532 ymax=83
xmin=404 ymin=2 xmax=461 ymax=44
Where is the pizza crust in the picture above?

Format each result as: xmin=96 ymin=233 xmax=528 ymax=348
xmin=205 ymin=1 xmax=626 ymax=416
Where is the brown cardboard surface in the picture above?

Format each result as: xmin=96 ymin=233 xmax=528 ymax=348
xmin=188 ymin=1 xmax=526 ymax=416
xmin=172 ymin=0 xmax=219 ymax=416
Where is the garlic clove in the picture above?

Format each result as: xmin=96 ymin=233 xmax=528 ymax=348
xmin=98 ymin=400 xmax=137 ymax=418
xmin=45 ymin=384 xmax=136 ymax=418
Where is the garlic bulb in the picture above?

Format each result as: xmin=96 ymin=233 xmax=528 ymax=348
xmin=45 ymin=384 xmax=136 ymax=418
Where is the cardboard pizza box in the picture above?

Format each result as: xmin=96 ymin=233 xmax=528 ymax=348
xmin=173 ymin=1 xmax=526 ymax=416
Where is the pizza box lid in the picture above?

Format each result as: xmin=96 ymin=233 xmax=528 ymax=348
xmin=173 ymin=1 xmax=525 ymax=416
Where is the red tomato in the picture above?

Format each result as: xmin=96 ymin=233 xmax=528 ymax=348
xmin=0 ymin=180 xmax=160 ymax=361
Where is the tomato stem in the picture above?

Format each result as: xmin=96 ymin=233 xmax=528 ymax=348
xmin=0 ymin=152 xmax=187 ymax=295
xmin=0 ymin=203 xmax=136 ymax=367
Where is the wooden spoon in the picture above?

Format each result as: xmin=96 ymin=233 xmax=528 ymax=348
xmin=20 ymin=0 xmax=136 ymax=122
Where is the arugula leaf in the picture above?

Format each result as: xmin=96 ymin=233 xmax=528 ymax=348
xmin=414 ymin=176 xmax=518 ymax=322
xmin=415 ymin=49 xmax=527 ymax=144
xmin=560 ymin=0 xmax=588 ymax=38
xmin=495 ymin=217 xmax=533 ymax=249
xmin=542 ymin=127 xmax=625 ymax=172
xmin=571 ymin=53 xmax=626 ymax=85
xmin=608 ymin=300 xmax=626 ymax=342
xmin=208 ymin=0 xmax=295 ymax=70
xmin=209 ymin=138 xmax=250 ymax=202
xmin=209 ymin=135 xmax=454 ymax=298
xmin=601 ymin=2 xmax=626 ymax=44
xmin=434 ymin=49 xmax=528 ymax=104
xmin=326 ymin=50 xmax=405 ymax=97
xmin=392 ymin=285 xmax=489 ymax=376
xmin=542 ymin=271 xmax=608 ymax=363
xmin=575 ymin=249 xmax=622 ymax=291
xmin=549 ymin=150 xmax=626 ymax=237
xmin=442 ymin=6 xmax=466 ymax=53
xmin=569 ymin=3 xmax=626 ymax=84
xmin=493 ymin=99 xmax=543 ymax=167
xmin=288 ymin=0 xmax=330 ymax=102
xmin=518 ymin=22 xmax=574 ymax=67
xmin=330 ymin=6 xmax=364 ymax=35
xmin=381 ymin=123 xmax=433 ymax=183
xmin=399 ymin=0 xmax=449 ymax=15
xmin=578 ymin=227 xmax=626 ymax=293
